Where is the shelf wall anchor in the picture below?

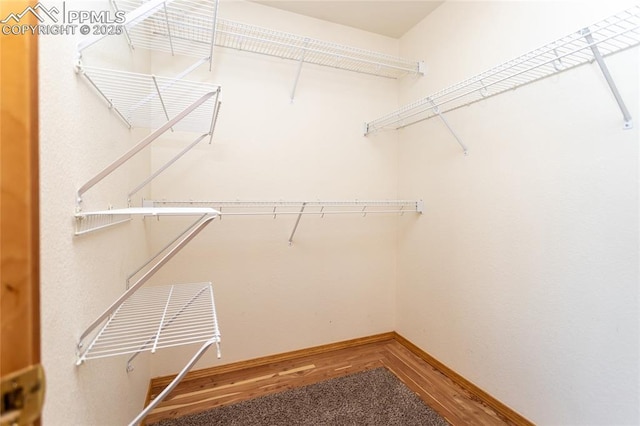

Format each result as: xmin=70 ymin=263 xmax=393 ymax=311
xmin=582 ymin=27 xmax=633 ymax=130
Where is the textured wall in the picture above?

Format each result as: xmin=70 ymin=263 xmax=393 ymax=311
xmin=396 ymin=1 xmax=639 ymax=424
xmin=39 ymin=0 xmax=152 ymax=423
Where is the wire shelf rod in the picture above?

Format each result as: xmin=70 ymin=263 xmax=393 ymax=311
xmin=144 ymin=200 xmax=424 ymax=216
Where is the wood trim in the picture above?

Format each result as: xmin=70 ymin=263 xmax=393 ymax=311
xmin=147 ymin=331 xmax=532 ymax=425
xmin=392 ymin=332 xmax=533 ymax=426
xmin=149 ymin=332 xmax=395 ymax=390
xmin=0 ymin=0 xmax=41 ymax=375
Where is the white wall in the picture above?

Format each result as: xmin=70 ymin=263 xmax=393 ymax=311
xmin=39 ymin=1 xmax=152 ymax=424
xmin=145 ymin=0 xmax=402 ymax=376
xmin=396 ymin=1 xmax=639 ymax=424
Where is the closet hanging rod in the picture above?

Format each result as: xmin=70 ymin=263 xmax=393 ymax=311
xmin=145 ymin=199 xmax=424 ymax=215
xmin=365 ymin=5 xmax=640 ymax=134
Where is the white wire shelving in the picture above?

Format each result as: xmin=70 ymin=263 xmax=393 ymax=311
xmin=74 ymin=73 xmax=221 ymax=234
xmin=77 ymin=65 xmax=221 ymax=132
xmin=365 ymin=5 xmax=640 ymax=136
xmin=112 ymin=0 xmax=219 ymax=63
xmin=146 ymin=199 xmax=424 ymax=244
xmin=214 ymin=18 xmax=424 ymax=80
xmin=77 ymin=282 xmax=220 ymax=364
xmin=76 ymin=0 xmax=219 ymax=69
xmin=147 ymin=199 xmax=424 ymax=215
xmin=76 ymin=281 xmax=221 ymax=426
xmin=74 ymin=207 xmax=218 ymax=235
xmin=76 ymin=209 xmax=218 ymax=367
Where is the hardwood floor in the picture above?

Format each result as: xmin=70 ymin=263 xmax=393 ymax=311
xmin=144 ymin=334 xmax=526 ymax=425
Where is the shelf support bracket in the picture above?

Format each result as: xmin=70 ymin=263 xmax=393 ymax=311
xmin=110 ymin=0 xmax=134 ymax=50
xmin=582 ymin=27 xmax=633 ymax=130
xmin=127 ymin=339 xmax=219 ymax=426
xmin=288 ymin=202 xmax=307 ymax=245
xmin=208 ymin=0 xmax=219 ymax=71
xmin=290 ymin=39 xmax=309 ymax=102
xmin=162 ymin=1 xmax=175 ymax=56
xmin=128 ymin=133 xmax=209 ymax=202
xmin=430 ymin=100 xmax=469 ymax=155
xmin=151 ymin=75 xmax=174 ymax=132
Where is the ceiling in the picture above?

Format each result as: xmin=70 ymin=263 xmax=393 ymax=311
xmin=251 ymin=1 xmax=444 ymax=38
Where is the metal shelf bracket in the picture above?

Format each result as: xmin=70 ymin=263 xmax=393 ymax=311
xmin=430 ymin=100 xmax=469 ymax=156
xmin=581 ymin=27 xmax=633 ymax=129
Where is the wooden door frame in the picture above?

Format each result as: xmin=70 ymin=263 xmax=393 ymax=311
xmin=0 ymin=0 xmax=41 ymax=406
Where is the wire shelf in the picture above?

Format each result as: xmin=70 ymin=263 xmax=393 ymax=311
xmin=77 ymin=282 xmax=220 ymax=363
xmin=146 ymin=199 xmax=425 ymax=216
xmin=78 ymin=65 xmax=221 ymax=132
xmin=214 ymin=18 xmax=423 ymax=79
xmin=365 ymin=5 xmax=640 ymax=134
xmin=74 ymin=207 xmax=219 ymax=235
xmin=113 ymin=0 xmax=219 ymax=60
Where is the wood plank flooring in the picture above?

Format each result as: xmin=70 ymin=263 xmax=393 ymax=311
xmin=144 ymin=335 xmax=519 ymax=425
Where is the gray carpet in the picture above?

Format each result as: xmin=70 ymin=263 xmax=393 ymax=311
xmin=156 ymin=367 xmax=449 ymax=425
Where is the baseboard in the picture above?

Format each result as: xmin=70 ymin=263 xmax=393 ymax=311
xmin=147 ymin=331 xmax=532 ymax=426
xmin=149 ymin=332 xmax=395 ymax=389
xmin=392 ymin=332 xmax=533 ymax=426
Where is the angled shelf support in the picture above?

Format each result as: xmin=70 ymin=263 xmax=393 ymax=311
xmin=364 ymin=6 xmax=640 ymax=135
xmin=128 ymin=335 xmax=219 ymax=426
xmin=430 ymin=100 xmax=469 ymax=156
xmin=581 ymin=27 xmax=633 ymax=129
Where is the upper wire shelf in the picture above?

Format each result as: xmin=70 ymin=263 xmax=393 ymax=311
xmin=76 ymin=0 xmax=218 ymax=65
xmin=112 ymin=0 xmax=219 ymax=62
xmin=78 ymin=65 xmax=221 ymax=132
xmin=214 ymin=18 xmax=424 ymax=79
xmin=76 ymin=281 xmax=220 ymax=364
xmin=365 ymin=5 xmax=640 ymax=134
